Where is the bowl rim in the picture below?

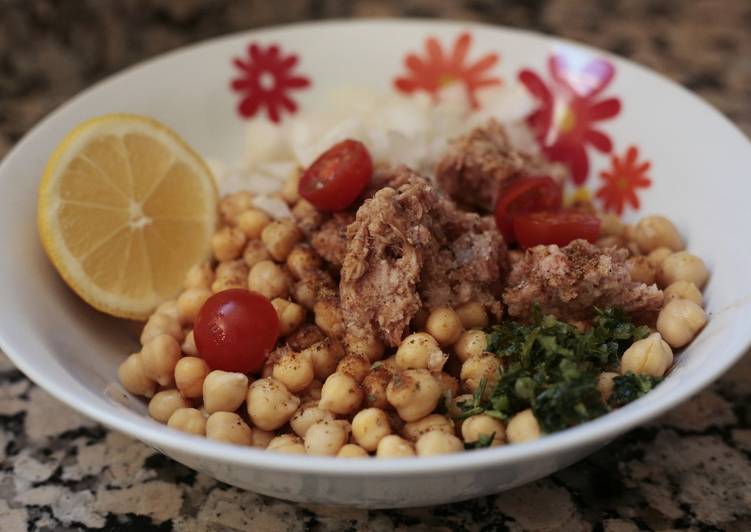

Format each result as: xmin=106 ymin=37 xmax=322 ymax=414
xmin=2 ymin=17 xmax=750 ymax=477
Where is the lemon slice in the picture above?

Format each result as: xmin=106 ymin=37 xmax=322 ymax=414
xmin=38 ymin=114 xmax=218 ymax=319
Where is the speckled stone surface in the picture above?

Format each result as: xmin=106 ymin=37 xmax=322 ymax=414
xmin=1 ymin=1 xmax=750 ymax=530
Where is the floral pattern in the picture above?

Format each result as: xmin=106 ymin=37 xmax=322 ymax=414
xmin=394 ymin=32 xmax=501 ymax=108
xmin=596 ymin=145 xmax=652 ymax=214
xmin=519 ymin=54 xmax=621 ymax=185
xmin=231 ymin=42 xmax=310 ymax=123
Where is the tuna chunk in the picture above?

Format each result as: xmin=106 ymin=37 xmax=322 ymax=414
xmin=503 ymin=239 xmax=664 ymax=321
xmin=340 ymin=167 xmax=507 ymax=346
xmin=311 ymin=212 xmax=355 ymax=269
xmin=435 ymin=119 xmax=567 ymax=213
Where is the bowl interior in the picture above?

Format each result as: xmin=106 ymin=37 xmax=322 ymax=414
xmin=1 ymin=20 xmax=751 ymax=478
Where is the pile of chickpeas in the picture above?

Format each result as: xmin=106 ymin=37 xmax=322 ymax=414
xmin=117 ymin=169 xmax=709 ymax=457
xmin=593 ymin=213 xmax=709 ymax=399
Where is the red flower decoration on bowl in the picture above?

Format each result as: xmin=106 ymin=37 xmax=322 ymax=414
xmin=231 ymin=42 xmax=311 ymax=123
xmin=394 ymin=32 xmax=501 ymax=108
xmin=519 ymin=54 xmax=621 ymax=184
xmin=596 ymin=145 xmax=652 ymax=214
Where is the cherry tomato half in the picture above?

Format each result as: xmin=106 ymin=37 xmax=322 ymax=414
xmin=513 ymin=210 xmax=601 ymax=249
xmin=194 ymin=289 xmax=280 ymax=374
xmin=298 ymin=139 xmax=373 ymax=212
xmin=494 ymin=176 xmax=563 ymax=243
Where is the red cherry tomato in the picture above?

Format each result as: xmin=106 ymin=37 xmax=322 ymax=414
xmin=194 ymin=289 xmax=279 ymax=374
xmin=298 ymin=139 xmax=373 ymax=212
xmin=494 ymin=177 xmax=563 ymax=243
xmin=513 ymin=210 xmax=601 ymax=249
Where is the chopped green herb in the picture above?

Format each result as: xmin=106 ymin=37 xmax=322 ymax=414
xmin=532 ymin=377 xmax=609 ymax=432
xmin=608 ymin=372 xmax=662 ymax=408
xmin=467 ymin=306 xmax=654 ymax=433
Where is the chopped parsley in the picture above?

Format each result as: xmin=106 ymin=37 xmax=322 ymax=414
xmin=608 ymin=372 xmax=662 ymax=408
xmin=455 ymin=307 xmax=655 ymax=434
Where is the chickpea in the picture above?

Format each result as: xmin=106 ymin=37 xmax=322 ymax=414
xmin=272 ymin=349 xmax=315 ymax=393
xmin=262 ymin=219 xmax=302 ymax=261
xmin=425 ymin=307 xmax=464 ymax=346
xmin=376 ymin=435 xmax=416 ymax=458
xmin=202 ymin=371 xmax=249 ymax=414
xmin=626 ymin=256 xmax=656 ymax=285
xmin=141 ymin=313 xmax=183 ymax=345
xmin=402 ymin=414 xmax=454 ymax=442
xmin=148 ymin=390 xmax=189 ymax=423
xmin=300 ymin=380 xmax=323 ymax=403
xmin=386 ymin=369 xmax=442 ymax=422
xmin=305 ymin=338 xmax=346 ymax=381
xmin=361 ymin=366 xmax=392 ymax=409
xmin=250 ymin=429 xmax=276 ymax=448
xmin=236 ymin=208 xmax=271 ymax=240
xmin=380 ymin=355 xmax=400 ymax=373
xmin=664 ymin=280 xmax=703 ymax=306
xmin=118 ymin=353 xmax=157 ymax=398
xmin=287 ymin=324 xmax=326 ymax=351
xmin=292 ymin=279 xmax=317 ymax=309
xmin=336 ymin=353 xmax=371 ymax=384
xmin=281 ymin=171 xmax=301 ymax=205
xmin=658 ymin=252 xmax=709 ymax=289
xmin=291 ymin=198 xmax=323 ymax=233
xmin=211 ymin=226 xmax=247 ymax=262
xmin=454 ymin=329 xmax=487 ymax=363
xmin=319 ymin=372 xmax=363 ymax=415
xmin=167 ymin=407 xmax=206 ymax=436
xmin=646 ymin=247 xmax=672 ymax=268
xmin=246 ymin=377 xmax=301 ymax=430
xmin=621 ymin=332 xmax=673 ymax=377
xmin=206 ymin=412 xmax=252 ymax=446
xmin=314 ymin=298 xmax=345 ymax=338
xmin=597 ymin=372 xmax=619 ymax=402
xmin=455 ymin=302 xmax=489 ymax=330
xmin=344 ymin=332 xmax=385 ymax=362
xmin=177 ymin=288 xmax=212 ymax=325
xmin=460 ymin=353 xmax=501 ymax=398
xmin=140 ymin=334 xmax=181 ymax=387
xmin=267 ymin=434 xmax=304 ymax=453
xmin=415 ymin=431 xmax=463 ymax=456
xmin=242 ymin=239 xmax=271 ymax=269
xmin=656 ymin=299 xmax=707 ymax=349
xmin=270 ymin=298 xmax=306 ymax=336
xmin=290 ymin=402 xmax=335 ymax=437
xmin=461 ymin=414 xmax=506 ymax=446
xmin=396 ymin=332 xmax=446 ymax=371
xmin=286 ymin=245 xmax=322 ymax=280
xmin=337 ymin=444 xmax=369 ymax=458
xmin=182 ymin=330 xmax=199 ymax=356
xmin=211 ymin=260 xmax=248 ymax=292
xmin=634 ymin=215 xmax=684 ymax=253
xmin=506 ymin=409 xmax=542 ymax=444
xmin=155 ymin=300 xmax=179 ymax=321
xmin=434 ymin=372 xmax=459 ymax=400
xmin=351 ymin=408 xmax=392 ymax=451
xmin=304 ymin=420 xmax=351 ymax=456
xmin=220 ymin=191 xmax=254 ymax=225
xmin=174 ymin=356 xmax=210 ymax=398
xmin=247 ymin=260 xmax=290 ymax=300
xmin=599 ymin=213 xmax=624 ymax=237
xmin=184 ymin=262 xmax=214 ymax=290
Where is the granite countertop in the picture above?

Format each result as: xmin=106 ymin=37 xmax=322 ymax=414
xmin=1 ymin=1 xmax=750 ymax=530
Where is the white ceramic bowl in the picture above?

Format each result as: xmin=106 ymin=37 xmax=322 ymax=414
xmin=1 ymin=20 xmax=750 ymax=508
